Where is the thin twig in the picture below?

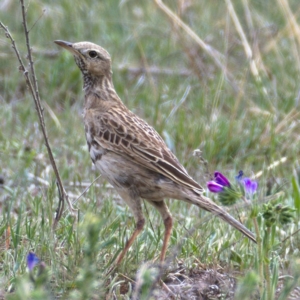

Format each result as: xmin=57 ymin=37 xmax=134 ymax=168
xmin=118 ymin=273 xmax=136 ymax=283
xmin=19 ymin=0 xmax=77 ymax=227
xmin=0 ymin=0 xmax=77 ymax=229
xmin=281 ymin=228 xmax=300 ymax=243
xmin=119 ymin=65 xmax=192 ymax=77
xmin=72 ymin=174 xmax=102 ymax=206
xmin=28 ymin=9 xmax=45 ymax=33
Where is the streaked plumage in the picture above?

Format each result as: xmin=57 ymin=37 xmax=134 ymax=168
xmin=55 ymin=40 xmax=256 ymax=265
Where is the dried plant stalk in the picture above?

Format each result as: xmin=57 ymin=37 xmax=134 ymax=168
xmin=0 ymin=0 xmax=77 ymax=229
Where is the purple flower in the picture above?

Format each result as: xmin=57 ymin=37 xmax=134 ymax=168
xmin=235 ymin=170 xmax=243 ymax=181
xmin=214 ymin=171 xmax=231 ymax=187
xmin=207 ymin=181 xmax=224 ymax=193
xmin=243 ymin=177 xmax=258 ymax=195
xmin=207 ymin=171 xmax=231 ymax=193
xmin=235 ymin=171 xmax=258 ymax=196
xmin=27 ymin=252 xmax=40 ymax=271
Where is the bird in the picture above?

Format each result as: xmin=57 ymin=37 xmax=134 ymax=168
xmin=54 ymin=40 xmax=256 ymax=265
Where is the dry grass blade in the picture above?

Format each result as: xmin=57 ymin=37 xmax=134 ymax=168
xmin=277 ymin=0 xmax=300 ymax=47
xmin=277 ymin=0 xmax=300 ymax=73
xmin=242 ymin=0 xmax=269 ymax=78
xmin=275 ymin=108 xmax=300 ymax=134
xmin=154 ymin=0 xmax=239 ymax=92
xmin=225 ymin=0 xmax=267 ymax=96
xmin=253 ymin=158 xmax=288 ymax=179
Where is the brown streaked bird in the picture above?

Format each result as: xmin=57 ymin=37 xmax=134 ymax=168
xmin=55 ymin=40 xmax=256 ymax=265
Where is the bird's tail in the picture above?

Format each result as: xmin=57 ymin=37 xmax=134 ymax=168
xmin=185 ymin=190 xmax=256 ymax=243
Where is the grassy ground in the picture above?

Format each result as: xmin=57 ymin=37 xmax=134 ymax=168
xmin=1 ymin=0 xmax=300 ymax=299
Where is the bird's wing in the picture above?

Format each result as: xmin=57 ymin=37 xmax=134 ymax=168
xmin=88 ymin=106 xmax=204 ymax=193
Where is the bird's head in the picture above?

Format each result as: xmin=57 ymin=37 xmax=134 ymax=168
xmin=55 ymin=40 xmax=112 ymax=77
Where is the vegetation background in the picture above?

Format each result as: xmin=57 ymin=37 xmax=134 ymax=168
xmin=0 ymin=0 xmax=300 ymax=299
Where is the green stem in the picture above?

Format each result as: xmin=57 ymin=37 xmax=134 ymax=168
xmin=264 ymin=227 xmax=272 ymax=300
xmin=252 ymin=217 xmax=264 ymax=295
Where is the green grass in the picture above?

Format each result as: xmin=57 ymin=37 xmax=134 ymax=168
xmin=1 ymin=0 xmax=300 ymax=299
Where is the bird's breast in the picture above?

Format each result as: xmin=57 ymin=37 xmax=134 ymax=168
xmin=86 ymin=129 xmax=107 ymax=163
xmin=89 ymin=143 xmax=107 ymax=163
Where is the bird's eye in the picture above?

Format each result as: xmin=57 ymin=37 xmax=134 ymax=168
xmin=88 ymin=50 xmax=98 ymax=58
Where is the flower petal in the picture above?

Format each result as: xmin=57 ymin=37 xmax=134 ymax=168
xmin=250 ymin=180 xmax=258 ymax=193
xmin=27 ymin=252 xmax=40 ymax=271
xmin=235 ymin=170 xmax=244 ymax=181
xmin=207 ymin=181 xmax=224 ymax=193
xmin=243 ymin=177 xmax=251 ymax=188
xmin=243 ymin=178 xmax=258 ymax=194
xmin=214 ymin=171 xmax=231 ymax=187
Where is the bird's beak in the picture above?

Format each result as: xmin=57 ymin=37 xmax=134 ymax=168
xmin=54 ymin=40 xmax=79 ymax=55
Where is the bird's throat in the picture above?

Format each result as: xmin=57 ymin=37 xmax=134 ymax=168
xmin=83 ymin=73 xmax=121 ymax=108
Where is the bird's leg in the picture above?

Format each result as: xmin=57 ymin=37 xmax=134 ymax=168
xmin=115 ymin=218 xmax=145 ymax=265
xmin=114 ymin=188 xmax=145 ymax=266
xmin=161 ymin=215 xmax=173 ymax=262
xmin=148 ymin=200 xmax=173 ymax=262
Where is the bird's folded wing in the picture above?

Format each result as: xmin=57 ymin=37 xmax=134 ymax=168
xmin=91 ymin=108 xmax=204 ymax=193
